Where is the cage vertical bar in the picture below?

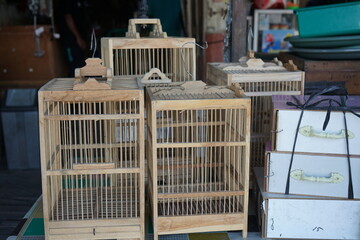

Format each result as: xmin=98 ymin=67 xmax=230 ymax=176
xmin=207 ymin=60 xmax=304 ymax=168
xmin=39 ymin=62 xmax=145 ymax=240
xmin=146 ymin=81 xmax=251 ymax=240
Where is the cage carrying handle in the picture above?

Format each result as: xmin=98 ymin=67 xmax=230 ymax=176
xmin=73 ymin=58 xmax=112 ymax=90
xmin=141 ymin=68 xmax=171 ymax=82
xmin=125 ymin=18 xmax=168 ymax=38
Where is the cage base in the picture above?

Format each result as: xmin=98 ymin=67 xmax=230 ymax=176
xmin=157 ymin=213 xmax=245 ymax=235
xmin=48 ymin=218 xmax=142 ymax=240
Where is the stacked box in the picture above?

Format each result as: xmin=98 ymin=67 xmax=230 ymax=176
xmin=146 ymin=81 xmax=251 ymax=240
xmin=102 ymin=18 xmax=196 ymax=82
xmin=207 ymin=58 xmax=304 ymax=168
xmin=253 ymin=167 xmax=360 ymax=240
xmin=38 ymin=59 xmax=145 ymax=240
xmin=259 ymin=94 xmax=360 ymax=239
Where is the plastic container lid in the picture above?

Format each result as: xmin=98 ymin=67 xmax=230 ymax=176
xmin=295 ymin=2 xmax=360 ymax=38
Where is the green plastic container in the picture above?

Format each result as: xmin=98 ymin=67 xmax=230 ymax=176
xmin=296 ymin=2 xmax=360 ymax=38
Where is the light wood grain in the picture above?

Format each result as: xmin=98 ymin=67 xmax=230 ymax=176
xmin=39 ymin=76 xmax=145 ymax=240
xmin=207 ymin=62 xmax=304 ymax=169
xmin=101 ymin=19 xmax=196 ymax=82
xmin=158 ymin=213 xmax=244 ymax=234
xmin=146 ymin=81 xmax=250 ymax=240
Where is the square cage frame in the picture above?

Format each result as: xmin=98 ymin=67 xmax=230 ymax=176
xmin=101 ymin=18 xmax=196 ymax=82
xmin=38 ymin=59 xmax=145 ymax=240
xmin=146 ymin=81 xmax=251 ymax=240
xmin=207 ymin=58 xmax=304 ymax=168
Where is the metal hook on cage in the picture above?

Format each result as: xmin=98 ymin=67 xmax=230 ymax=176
xmin=90 ymin=28 xmax=97 ymax=58
xmin=264 ymin=171 xmax=274 ymax=178
xmin=29 ymin=0 xmax=45 ymax=57
xmin=247 ymin=16 xmax=254 ymax=52
xmin=180 ymin=41 xmax=208 ymax=80
xmin=271 ymin=129 xmax=283 ymax=133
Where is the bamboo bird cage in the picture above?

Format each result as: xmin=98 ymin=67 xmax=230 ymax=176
xmin=146 ymin=81 xmax=251 ymax=240
xmin=101 ymin=18 xmax=196 ymax=82
xmin=38 ymin=58 xmax=145 ymax=240
xmin=207 ymin=54 xmax=304 ymax=168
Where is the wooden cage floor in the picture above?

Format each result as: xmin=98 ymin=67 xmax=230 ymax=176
xmin=158 ymin=197 xmax=243 ymax=216
xmin=51 ymin=186 xmax=139 ymax=221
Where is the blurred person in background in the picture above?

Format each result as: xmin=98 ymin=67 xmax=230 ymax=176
xmin=55 ymin=0 xmax=93 ymax=76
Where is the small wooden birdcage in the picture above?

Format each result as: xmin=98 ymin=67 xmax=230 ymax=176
xmin=146 ymin=81 xmax=251 ymax=240
xmin=38 ymin=58 xmax=145 ymax=240
xmin=207 ymin=54 xmax=304 ymax=168
xmin=101 ymin=18 xmax=196 ymax=81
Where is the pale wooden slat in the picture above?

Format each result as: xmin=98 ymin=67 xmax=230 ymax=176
xmin=158 ymin=191 xmax=245 ymax=199
xmin=39 ymin=75 xmax=145 ymax=240
xmin=73 ymin=163 xmax=115 ymax=170
xmin=146 ymin=81 xmax=250 ymax=240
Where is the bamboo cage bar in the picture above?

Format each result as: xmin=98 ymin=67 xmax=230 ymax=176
xmin=38 ymin=59 xmax=145 ymax=240
xmin=101 ymin=18 xmax=196 ymax=82
xmin=207 ymin=57 xmax=304 ymax=168
xmin=146 ymin=81 xmax=251 ymax=240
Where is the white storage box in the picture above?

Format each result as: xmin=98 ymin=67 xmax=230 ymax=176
xmin=265 ymin=152 xmax=360 ymax=199
xmin=272 ymin=95 xmax=360 ymax=155
xmin=253 ymin=167 xmax=360 ymax=240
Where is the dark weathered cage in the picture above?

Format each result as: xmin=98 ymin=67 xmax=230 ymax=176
xmin=146 ymin=81 xmax=251 ymax=240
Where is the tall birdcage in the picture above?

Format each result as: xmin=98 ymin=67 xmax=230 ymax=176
xmin=146 ymin=81 xmax=251 ymax=240
xmin=38 ymin=58 xmax=145 ymax=240
xmin=207 ymin=55 xmax=304 ymax=167
xmin=101 ymin=18 xmax=196 ymax=82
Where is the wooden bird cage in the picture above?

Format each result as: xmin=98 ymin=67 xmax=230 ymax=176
xmin=38 ymin=58 xmax=145 ymax=240
xmin=207 ymin=55 xmax=304 ymax=168
xmin=101 ymin=18 xmax=196 ymax=82
xmin=146 ymin=81 xmax=251 ymax=240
